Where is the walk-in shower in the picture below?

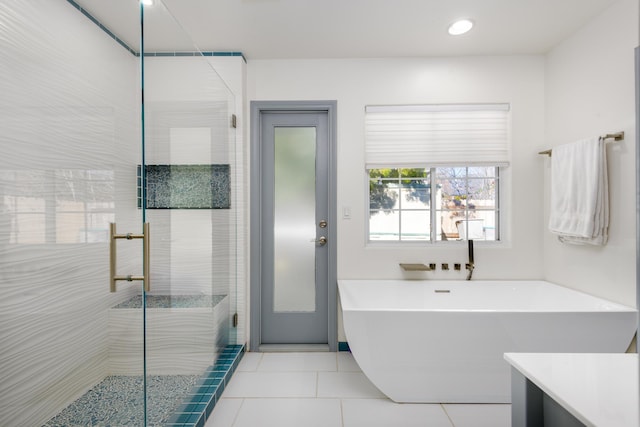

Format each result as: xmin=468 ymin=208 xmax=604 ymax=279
xmin=0 ymin=1 xmax=241 ymax=425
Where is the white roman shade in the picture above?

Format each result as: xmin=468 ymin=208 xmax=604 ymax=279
xmin=365 ymin=104 xmax=510 ymax=168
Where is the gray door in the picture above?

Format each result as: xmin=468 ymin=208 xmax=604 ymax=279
xmin=251 ymin=102 xmax=337 ymax=350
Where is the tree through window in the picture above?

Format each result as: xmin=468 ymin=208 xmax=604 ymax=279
xmin=368 ymin=167 xmax=499 ymax=242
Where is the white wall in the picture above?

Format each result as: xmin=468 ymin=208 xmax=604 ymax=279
xmin=544 ymin=0 xmax=638 ymax=307
xmin=248 ymin=56 xmax=546 ymax=340
xmin=248 ymin=56 xmax=546 ymax=280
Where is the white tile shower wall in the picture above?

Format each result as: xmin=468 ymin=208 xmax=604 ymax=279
xmin=170 ymin=210 xmax=214 ymax=294
xmin=0 ymin=0 xmax=139 ymax=425
xmin=145 ymin=59 xmax=231 ymax=296
xmin=144 ymin=56 xmax=247 ymax=343
xmin=248 ymin=56 xmax=546 ymax=340
xmin=204 ymin=56 xmax=249 ymax=346
xmin=544 ymin=0 xmax=638 ymax=307
xmin=168 ymin=128 xmax=214 ymax=293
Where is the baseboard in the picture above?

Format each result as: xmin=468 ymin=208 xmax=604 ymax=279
xmin=259 ymin=344 xmax=330 ymax=352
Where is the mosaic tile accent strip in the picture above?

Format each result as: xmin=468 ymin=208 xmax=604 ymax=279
xmin=138 ymin=164 xmax=231 ymax=209
xmin=113 ymin=294 xmax=227 ymax=309
xmin=66 ymin=0 xmax=247 ymax=62
xmin=167 ymin=344 xmax=245 ymax=427
xmin=143 ymin=52 xmax=245 ymax=58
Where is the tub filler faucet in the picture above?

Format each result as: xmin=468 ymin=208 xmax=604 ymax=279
xmin=466 ymin=239 xmax=474 ymax=280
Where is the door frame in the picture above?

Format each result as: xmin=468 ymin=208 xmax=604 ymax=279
xmin=250 ymin=100 xmax=338 ymax=351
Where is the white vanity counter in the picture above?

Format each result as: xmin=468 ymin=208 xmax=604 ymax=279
xmin=504 ymin=353 xmax=639 ymax=427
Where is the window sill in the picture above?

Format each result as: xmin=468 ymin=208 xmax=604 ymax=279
xmin=365 ymin=239 xmax=505 ymax=249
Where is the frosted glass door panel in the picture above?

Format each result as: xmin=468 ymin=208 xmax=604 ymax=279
xmin=273 ymin=127 xmax=316 ymax=312
xmin=257 ymin=109 xmax=329 ymax=346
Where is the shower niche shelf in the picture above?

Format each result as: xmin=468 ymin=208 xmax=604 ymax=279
xmin=137 ymin=164 xmax=231 ymax=209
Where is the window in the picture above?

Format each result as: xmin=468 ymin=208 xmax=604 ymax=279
xmin=365 ymin=103 xmax=509 ymax=243
xmin=368 ymin=167 xmax=499 ymax=242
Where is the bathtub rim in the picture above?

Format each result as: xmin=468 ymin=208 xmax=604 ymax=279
xmin=338 ymin=279 xmax=637 ymax=313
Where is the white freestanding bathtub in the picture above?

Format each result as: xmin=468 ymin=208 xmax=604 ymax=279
xmin=338 ymin=280 xmax=637 ymax=403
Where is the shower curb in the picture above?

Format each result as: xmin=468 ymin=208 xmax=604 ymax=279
xmin=166 ymin=344 xmax=245 ymax=427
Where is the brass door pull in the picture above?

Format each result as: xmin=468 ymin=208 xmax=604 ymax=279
xmin=110 ymin=222 xmax=150 ymax=292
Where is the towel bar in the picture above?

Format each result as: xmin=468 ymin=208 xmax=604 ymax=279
xmin=538 ymin=132 xmax=624 ymax=157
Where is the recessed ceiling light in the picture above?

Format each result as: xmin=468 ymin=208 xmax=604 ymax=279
xmin=141 ymin=0 xmax=154 ymax=6
xmin=448 ymin=19 xmax=474 ymax=36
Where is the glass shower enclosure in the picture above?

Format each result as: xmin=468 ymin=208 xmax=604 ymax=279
xmin=0 ymin=0 xmax=239 ymax=425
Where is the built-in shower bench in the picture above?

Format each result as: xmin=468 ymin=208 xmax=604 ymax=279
xmin=505 ymin=352 xmax=639 ymax=427
xmin=109 ymin=294 xmax=229 ymax=375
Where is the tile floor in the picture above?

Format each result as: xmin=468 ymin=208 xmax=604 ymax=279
xmin=204 ymin=352 xmax=511 ymax=427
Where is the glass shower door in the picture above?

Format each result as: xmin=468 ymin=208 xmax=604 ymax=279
xmin=0 ymin=1 xmax=238 ymax=425
xmin=141 ymin=1 xmax=238 ymax=425
xmin=0 ymin=1 xmax=146 ymax=425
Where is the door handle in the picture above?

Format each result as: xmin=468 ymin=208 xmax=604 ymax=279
xmin=314 ymin=236 xmax=327 ymax=246
xmin=110 ymin=222 xmax=150 ymax=293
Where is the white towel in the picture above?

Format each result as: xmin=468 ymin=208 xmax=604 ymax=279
xmin=548 ymin=137 xmax=609 ymax=245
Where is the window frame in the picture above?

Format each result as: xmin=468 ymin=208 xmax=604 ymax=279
xmin=366 ymin=166 xmax=502 ymax=244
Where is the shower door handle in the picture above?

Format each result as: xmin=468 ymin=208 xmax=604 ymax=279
xmin=109 ymin=222 xmax=150 ymax=293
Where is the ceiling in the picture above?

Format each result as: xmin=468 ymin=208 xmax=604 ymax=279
xmin=72 ymin=0 xmax=621 ymax=59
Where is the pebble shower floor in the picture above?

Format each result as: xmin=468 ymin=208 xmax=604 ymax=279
xmin=43 ymin=375 xmax=199 ymax=426
xmin=43 ymin=345 xmax=244 ymax=427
